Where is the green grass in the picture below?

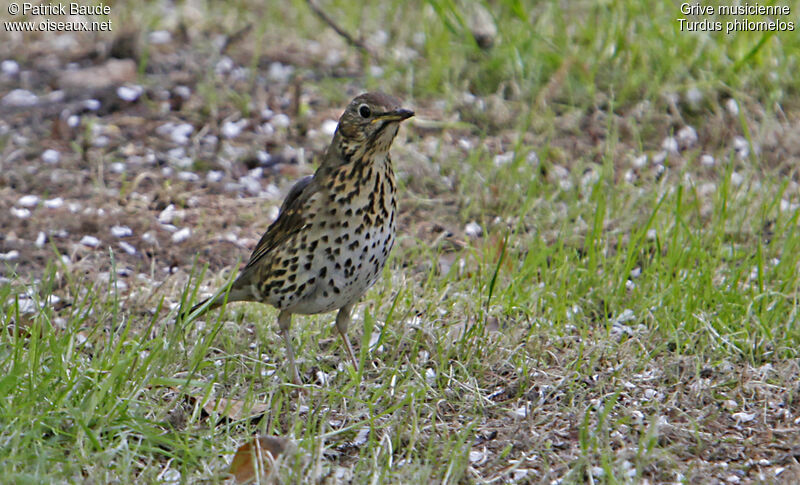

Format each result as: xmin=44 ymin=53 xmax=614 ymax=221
xmin=2 ymin=0 xmax=800 ymax=482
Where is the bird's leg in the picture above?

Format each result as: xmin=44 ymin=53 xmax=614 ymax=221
xmin=277 ymin=310 xmax=301 ymax=384
xmin=335 ymin=303 xmax=359 ymax=370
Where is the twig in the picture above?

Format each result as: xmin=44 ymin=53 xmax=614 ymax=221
xmin=305 ymin=0 xmax=376 ymax=59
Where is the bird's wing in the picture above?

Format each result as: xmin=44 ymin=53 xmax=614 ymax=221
xmin=243 ymin=175 xmax=315 ymax=270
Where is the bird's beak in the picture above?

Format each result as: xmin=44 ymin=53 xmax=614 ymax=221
xmin=375 ymin=108 xmax=415 ymax=122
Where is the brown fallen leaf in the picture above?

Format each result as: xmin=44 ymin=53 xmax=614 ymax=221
xmin=203 ymin=397 xmax=269 ymax=422
xmin=228 ymin=435 xmax=290 ymax=484
xmin=59 ymin=59 xmax=137 ymax=90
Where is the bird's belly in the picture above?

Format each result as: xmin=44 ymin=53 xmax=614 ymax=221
xmin=285 ymin=219 xmax=394 ymax=315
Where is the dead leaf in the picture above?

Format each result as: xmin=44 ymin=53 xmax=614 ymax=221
xmin=59 ymin=59 xmax=137 ymax=90
xmin=228 ymin=435 xmax=290 ymax=484
xmin=203 ymin=397 xmax=269 ymax=421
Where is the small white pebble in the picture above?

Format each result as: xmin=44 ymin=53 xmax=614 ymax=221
xmin=215 ymin=56 xmax=234 ymax=75
xmin=730 ymin=172 xmax=744 ymax=187
xmin=700 ymin=154 xmax=715 ymax=167
xmin=369 ymin=65 xmax=384 ymax=77
xmin=80 ymin=235 xmax=101 ymax=248
xmin=10 ymin=207 xmax=31 ymax=218
xmin=117 ymin=85 xmax=143 ymax=102
xmin=177 ymin=171 xmax=200 ymax=182
xmin=271 ymin=113 xmax=290 ymax=128
xmin=425 ymin=368 xmax=436 ymax=384
xmin=661 ymin=136 xmax=679 ymax=154
xmin=160 ymin=468 xmax=181 ymax=484
xmin=493 ymin=152 xmax=514 ymax=167
xmin=465 ymin=221 xmax=483 ymax=238
xmin=632 ymin=154 xmax=648 ymax=168
xmin=726 ymin=475 xmax=740 ymax=483
xmin=677 ymin=126 xmax=698 ymax=148
xmin=732 ymin=411 xmax=756 ymax=423
xmin=353 ymin=427 xmax=370 ymax=446
xmin=35 ymin=231 xmax=47 ymax=248
xmin=41 ymin=149 xmax=61 ymax=164
xmin=67 ymin=115 xmax=80 ymax=127
xmin=0 ymin=250 xmax=19 ymax=261
xmin=267 ymin=62 xmax=293 ymax=83
xmin=174 ymin=85 xmax=191 ymax=99
xmin=110 ymin=225 xmax=133 ymax=238
xmin=686 ymin=86 xmax=703 ymax=107
xmin=17 ymin=195 xmax=40 ymax=207
xmin=2 ymin=89 xmax=38 ymax=107
xmin=148 ymin=30 xmax=172 ymax=44
xmin=512 ymin=406 xmax=526 ymax=418
xmin=1 ymin=59 xmax=19 ymax=76
xmin=207 ymin=170 xmax=224 ymax=183
xmin=733 ymin=136 xmax=749 ymax=159
xmin=257 ymin=151 xmax=271 ymax=164
xmin=321 ymin=119 xmax=338 ymax=137
xmin=726 ymin=98 xmax=739 ymax=116
xmin=83 ymin=99 xmax=101 ymax=111
xmin=458 ymin=138 xmax=473 ymax=150
xmin=171 ymin=227 xmax=191 ymax=243
xmin=44 ymin=197 xmax=64 ymax=209
xmin=469 ymin=449 xmax=485 ymax=463
xmin=119 ymin=241 xmax=136 ymax=255
xmin=221 ymin=119 xmax=247 ymax=139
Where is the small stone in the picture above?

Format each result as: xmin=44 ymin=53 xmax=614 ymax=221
xmin=700 ymin=154 xmax=715 ymax=167
xmin=2 ymin=89 xmax=38 ymax=107
xmin=80 ymin=235 xmax=101 ymax=248
xmin=118 ymin=241 xmax=136 ymax=255
xmin=83 ymin=99 xmax=101 ymax=111
xmin=10 ymin=207 xmax=31 ymax=218
xmin=111 ymin=225 xmax=133 ymax=238
xmin=42 ymin=149 xmax=61 ymax=164
xmin=272 ymin=113 xmax=290 ymax=128
xmin=726 ymin=98 xmax=739 ymax=116
xmin=171 ymin=227 xmax=191 ymax=243
xmin=632 ymin=154 xmax=648 ymax=168
xmin=677 ymin=126 xmax=698 ymax=148
xmin=1 ymin=60 xmax=19 ymax=76
xmin=661 ymin=136 xmax=679 ymax=154
xmin=321 ymin=119 xmax=338 ymax=137
xmin=493 ymin=152 xmax=514 ymax=167
xmin=117 ymin=85 xmax=143 ymax=102
xmin=0 ymin=250 xmax=19 ymax=261
xmin=733 ymin=136 xmax=749 ymax=159
xmin=35 ymin=231 xmax=47 ymax=248
xmin=731 ymin=411 xmax=756 ymax=423
xmin=148 ymin=30 xmax=172 ymax=44
xmin=686 ymin=87 xmax=703 ymax=107
xmin=44 ymin=197 xmax=64 ymax=209
xmin=730 ymin=172 xmax=744 ymax=187
xmin=17 ymin=195 xmax=40 ymax=207
xmin=221 ymin=119 xmax=247 ymax=139
xmin=465 ymin=221 xmax=483 ymax=238
xmin=177 ymin=171 xmax=200 ymax=182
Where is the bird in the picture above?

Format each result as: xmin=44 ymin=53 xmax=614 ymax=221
xmin=180 ymin=92 xmax=414 ymax=384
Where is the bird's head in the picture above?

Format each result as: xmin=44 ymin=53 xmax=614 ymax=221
xmin=332 ymin=92 xmax=414 ymax=162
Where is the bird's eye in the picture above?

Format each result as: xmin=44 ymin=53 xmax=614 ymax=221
xmin=358 ymin=104 xmax=371 ymax=118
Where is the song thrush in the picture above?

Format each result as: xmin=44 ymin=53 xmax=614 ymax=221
xmin=181 ymin=92 xmax=413 ymax=384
